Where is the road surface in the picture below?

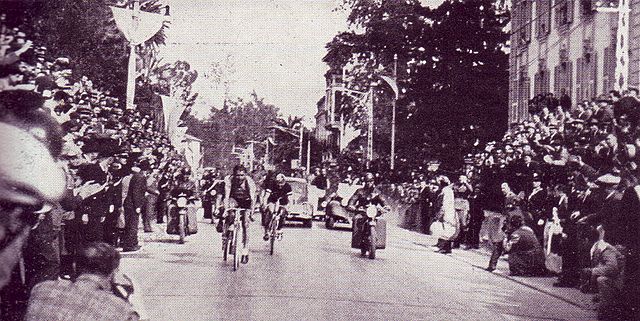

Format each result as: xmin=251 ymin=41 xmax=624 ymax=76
xmin=119 ymin=214 xmax=596 ymax=321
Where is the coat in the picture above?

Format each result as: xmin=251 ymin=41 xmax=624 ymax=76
xmin=504 ymin=226 xmax=546 ymax=276
xmin=25 ymin=274 xmax=138 ymax=321
xmin=123 ymin=173 xmax=147 ymax=212
xmin=431 ymin=185 xmax=459 ymax=241
xmin=590 ymin=241 xmax=625 ymax=288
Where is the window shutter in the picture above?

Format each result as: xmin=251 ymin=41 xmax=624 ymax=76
xmin=590 ymin=52 xmax=597 ymax=99
xmin=568 ymin=0 xmax=575 ymax=23
xmin=566 ymin=61 xmax=573 ymax=96
xmin=576 ymin=57 xmax=583 ymax=101
xmin=555 ymin=0 xmax=560 ymax=27
xmin=526 ymin=1 xmax=532 ymax=42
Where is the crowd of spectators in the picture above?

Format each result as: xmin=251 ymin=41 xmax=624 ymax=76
xmin=0 ymin=23 xmax=196 ymax=320
xmin=375 ymin=89 xmax=640 ymax=320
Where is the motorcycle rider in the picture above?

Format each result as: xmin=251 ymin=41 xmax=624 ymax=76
xmin=261 ymin=173 xmax=292 ymax=241
xmin=170 ymin=168 xmax=197 ymax=200
xmin=347 ymin=172 xmax=388 ymax=214
xmin=223 ymin=165 xmax=256 ymax=264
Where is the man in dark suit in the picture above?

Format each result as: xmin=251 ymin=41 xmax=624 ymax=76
xmin=579 ymin=174 xmax=623 ymax=237
xmin=525 ymin=173 xmax=547 ymax=243
xmin=121 ymin=164 xmax=147 ymax=252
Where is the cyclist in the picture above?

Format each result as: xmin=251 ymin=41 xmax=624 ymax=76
xmin=261 ymin=173 xmax=292 ymax=241
xmin=223 ymin=165 xmax=256 ymax=264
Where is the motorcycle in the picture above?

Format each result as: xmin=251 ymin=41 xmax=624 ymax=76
xmin=167 ymin=192 xmax=198 ymax=244
xmin=351 ymin=204 xmax=388 ymax=259
xmin=324 ymin=183 xmax=363 ymax=229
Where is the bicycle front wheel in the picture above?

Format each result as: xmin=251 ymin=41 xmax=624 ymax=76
xmin=233 ymin=225 xmax=240 ymax=271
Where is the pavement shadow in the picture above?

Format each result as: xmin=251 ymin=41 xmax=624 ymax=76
xmin=147 ymin=238 xmax=186 ymax=244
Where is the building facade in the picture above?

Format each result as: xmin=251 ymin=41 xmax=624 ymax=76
xmin=315 ymin=75 xmax=344 ymax=162
xmin=508 ymin=0 xmax=638 ymax=124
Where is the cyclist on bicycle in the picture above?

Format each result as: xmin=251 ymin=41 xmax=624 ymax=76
xmin=261 ymin=173 xmax=292 ymax=241
xmin=223 ymin=165 xmax=256 ymax=264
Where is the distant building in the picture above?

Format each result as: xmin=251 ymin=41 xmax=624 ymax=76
xmin=508 ymin=0 xmax=636 ymax=124
xmin=314 ymin=75 xmax=361 ymax=163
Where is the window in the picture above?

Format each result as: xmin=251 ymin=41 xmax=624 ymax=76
xmin=603 ymin=43 xmax=616 ymax=92
xmin=556 ymin=0 xmax=574 ymax=28
xmin=534 ymin=60 xmax=550 ymax=95
xmin=537 ymin=0 xmax=552 ymax=37
xmin=554 ymin=60 xmax=573 ymax=97
xmin=517 ymin=0 xmax=532 ymax=46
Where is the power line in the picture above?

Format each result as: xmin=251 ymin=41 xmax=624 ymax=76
xmin=519 ymin=14 xmax=589 ymax=71
xmin=508 ymin=0 xmax=571 ymax=37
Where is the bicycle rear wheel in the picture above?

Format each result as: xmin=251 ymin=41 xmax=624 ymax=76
xmin=269 ymin=215 xmax=278 ymax=255
xmin=222 ymin=232 xmax=229 ymax=261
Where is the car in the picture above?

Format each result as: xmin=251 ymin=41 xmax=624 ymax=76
xmin=283 ymin=177 xmax=314 ymax=228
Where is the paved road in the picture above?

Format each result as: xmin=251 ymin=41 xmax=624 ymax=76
xmin=119 ymin=214 xmax=596 ymax=321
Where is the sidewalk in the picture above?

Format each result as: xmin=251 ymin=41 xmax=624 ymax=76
xmin=392 ymin=225 xmax=597 ymax=311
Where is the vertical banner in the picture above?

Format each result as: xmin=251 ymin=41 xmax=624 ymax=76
xmin=160 ymin=95 xmax=186 ymax=145
xmin=110 ymin=6 xmax=167 ymax=109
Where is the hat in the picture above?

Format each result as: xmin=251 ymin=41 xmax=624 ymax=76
xmin=0 ymin=122 xmax=66 ymax=205
xmin=596 ymin=174 xmax=621 ymax=185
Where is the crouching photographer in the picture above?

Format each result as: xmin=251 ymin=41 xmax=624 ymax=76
xmin=25 ymin=242 xmax=140 ymax=321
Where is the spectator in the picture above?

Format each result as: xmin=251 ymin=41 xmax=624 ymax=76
xmin=120 ymin=164 xmax=147 ymax=252
xmin=431 ymin=176 xmax=458 ymax=254
xmin=581 ymin=225 xmax=626 ymax=321
xmin=0 ymin=122 xmax=66 ymax=317
xmin=503 ymin=215 xmax=547 ymax=276
xmin=24 ymin=242 xmax=139 ymax=321
xmin=560 ymin=88 xmax=572 ymax=112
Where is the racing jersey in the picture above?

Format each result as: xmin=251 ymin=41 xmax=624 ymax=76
xmin=266 ymin=182 xmax=293 ymax=205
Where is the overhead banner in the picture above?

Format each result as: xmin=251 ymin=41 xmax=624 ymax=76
xmin=110 ymin=7 xmax=166 ymax=45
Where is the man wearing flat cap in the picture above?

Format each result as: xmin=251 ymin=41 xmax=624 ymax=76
xmin=578 ymin=174 xmax=623 ymax=237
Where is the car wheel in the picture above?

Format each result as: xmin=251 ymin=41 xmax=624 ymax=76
xmin=326 ymin=216 xmax=335 ymax=229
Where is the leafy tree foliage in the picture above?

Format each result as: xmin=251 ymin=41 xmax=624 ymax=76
xmin=5 ymin=0 xmax=169 ymax=98
xmin=324 ymin=0 xmax=509 ymax=169
xmin=182 ymin=92 xmax=280 ymax=171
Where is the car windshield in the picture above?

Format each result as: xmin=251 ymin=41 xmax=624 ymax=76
xmin=288 ymin=181 xmax=306 ymax=196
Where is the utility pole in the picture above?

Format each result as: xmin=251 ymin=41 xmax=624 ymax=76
xmin=390 ymin=54 xmax=398 ymax=171
xmin=298 ymin=125 xmax=304 ymax=170
xmin=306 ymin=138 xmax=311 ymax=175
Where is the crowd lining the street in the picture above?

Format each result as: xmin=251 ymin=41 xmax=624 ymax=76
xmin=1 ymin=15 xmax=639 ymax=321
xmin=0 ymin=23 xmax=202 ymax=320
xmin=378 ymin=90 xmax=640 ymax=321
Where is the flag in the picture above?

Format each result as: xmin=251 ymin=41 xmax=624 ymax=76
xmin=110 ymin=7 xmax=167 ymax=45
xmin=380 ymin=75 xmax=399 ymax=99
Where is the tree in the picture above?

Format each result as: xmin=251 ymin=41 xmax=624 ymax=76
xmin=6 ymin=0 xmax=170 ymax=98
xmin=182 ymin=92 xmax=280 ymax=172
xmin=324 ymin=0 xmax=509 ymax=170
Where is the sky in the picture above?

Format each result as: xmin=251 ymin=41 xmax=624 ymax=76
xmin=160 ymin=0 xmax=444 ymax=124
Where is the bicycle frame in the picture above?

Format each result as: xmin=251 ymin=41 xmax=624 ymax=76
xmin=268 ymin=202 xmax=286 ymax=255
xmin=222 ymin=207 xmax=246 ymax=271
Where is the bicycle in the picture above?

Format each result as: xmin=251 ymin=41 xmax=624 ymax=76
xmin=221 ymin=207 xmax=246 ymax=271
xmin=267 ymin=202 xmax=286 ymax=256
